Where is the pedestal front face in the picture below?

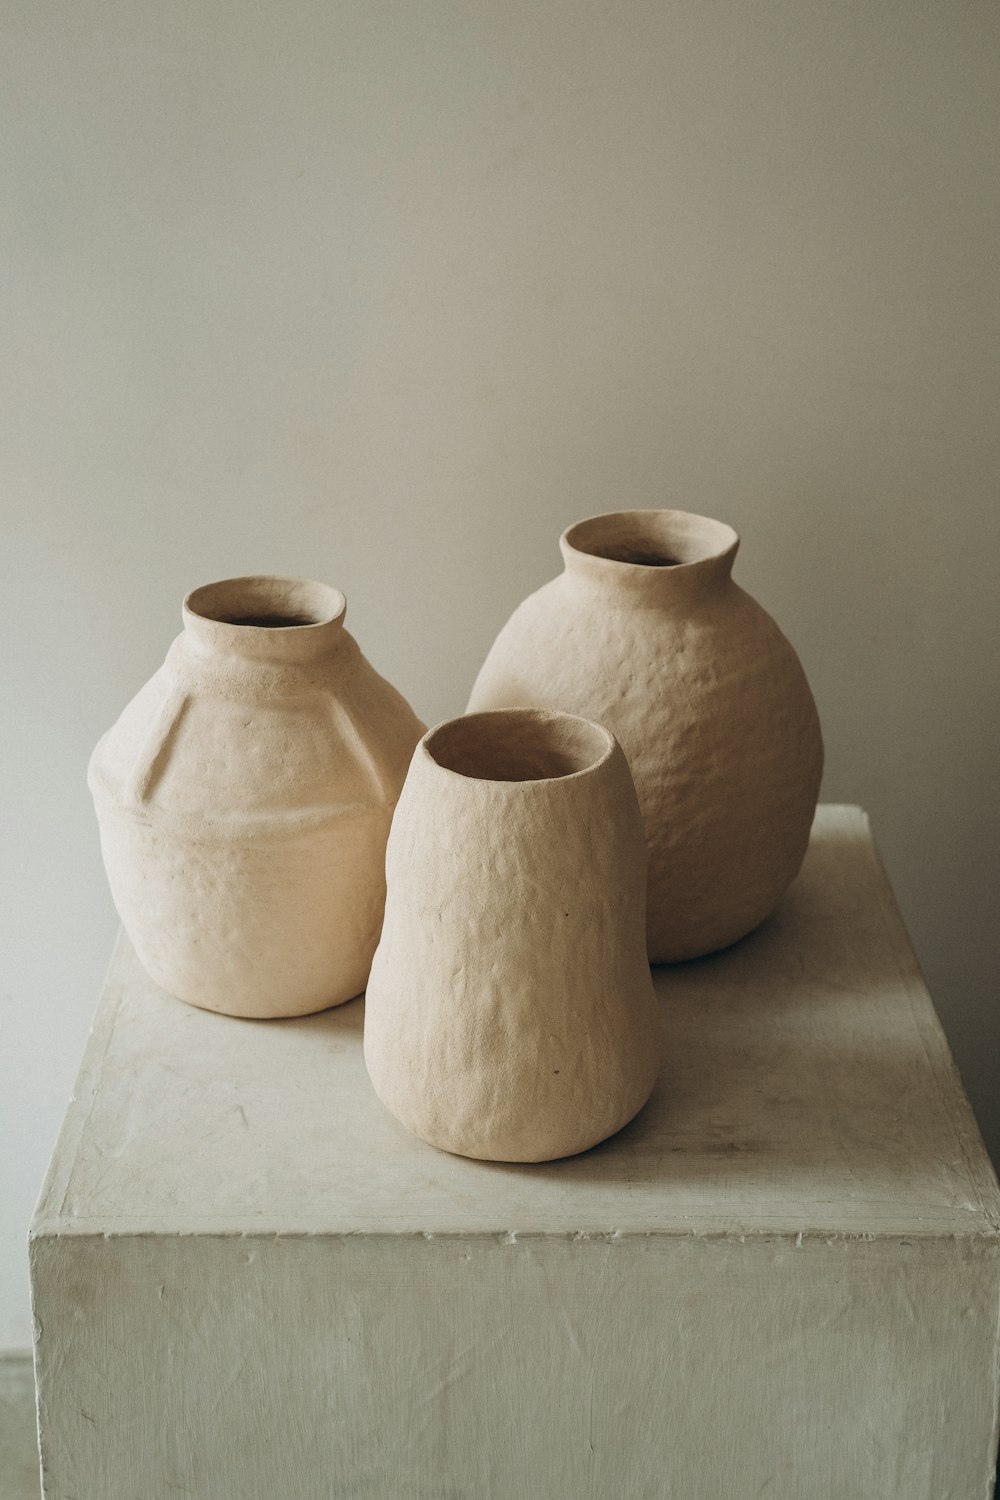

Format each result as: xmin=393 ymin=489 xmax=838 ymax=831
xmin=30 ymin=808 xmax=1000 ymax=1499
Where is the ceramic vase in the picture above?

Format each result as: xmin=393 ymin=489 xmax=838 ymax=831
xmin=363 ymin=708 xmax=660 ymax=1162
xmin=89 ymin=575 xmax=425 ymax=1018
xmin=467 ymin=510 xmax=824 ymax=962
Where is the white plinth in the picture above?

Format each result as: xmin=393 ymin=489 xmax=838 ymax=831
xmin=30 ymin=807 xmax=1000 ymax=1499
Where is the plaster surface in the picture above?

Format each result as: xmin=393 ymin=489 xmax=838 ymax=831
xmin=28 ymin=809 xmax=1000 ymax=1498
xmin=31 ymin=807 xmax=999 ymax=1239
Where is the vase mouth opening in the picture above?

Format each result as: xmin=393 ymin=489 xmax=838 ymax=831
xmin=185 ymin=576 xmax=346 ymax=630
xmin=562 ymin=510 xmax=739 ymax=571
xmin=182 ymin=576 xmax=347 ymax=660
xmin=424 ymin=709 xmax=615 ymax=785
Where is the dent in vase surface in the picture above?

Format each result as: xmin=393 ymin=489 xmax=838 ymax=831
xmin=89 ymin=575 xmax=425 ymax=1018
xmin=467 ymin=511 xmax=824 ymax=962
xmin=363 ymin=708 xmax=661 ymax=1163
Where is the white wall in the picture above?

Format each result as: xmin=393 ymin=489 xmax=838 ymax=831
xmin=2 ymin=0 xmax=998 ymax=1349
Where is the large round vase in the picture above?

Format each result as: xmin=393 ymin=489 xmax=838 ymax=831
xmin=89 ymin=575 xmax=425 ymax=1018
xmin=467 ymin=511 xmax=824 ymax=962
xmin=363 ymin=708 xmax=660 ymax=1162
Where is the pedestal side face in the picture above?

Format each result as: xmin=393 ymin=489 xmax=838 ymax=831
xmin=29 ymin=1232 xmax=1000 ymax=1500
xmin=31 ymin=808 xmax=1000 ymax=1241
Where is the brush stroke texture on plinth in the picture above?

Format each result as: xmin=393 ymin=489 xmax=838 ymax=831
xmin=468 ymin=510 xmax=824 ymax=963
xmin=89 ymin=575 xmax=424 ymax=1018
xmin=363 ymin=708 xmax=661 ymax=1162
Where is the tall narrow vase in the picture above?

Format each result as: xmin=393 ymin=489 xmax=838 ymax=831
xmin=363 ymin=709 xmax=660 ymax=1162
xmin=468 ymin=511 xmax=824 ymax=962
xmin=89 ymin=575 xmax=425 ymax=1018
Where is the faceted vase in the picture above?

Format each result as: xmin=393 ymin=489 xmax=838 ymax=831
xmin=363 ymin=708 xmax=661 ymax=1162
xmin=467 ymin=510 xmax=824 ymax=962
xmin=88 ymin=575 xmax=424 ymax=1018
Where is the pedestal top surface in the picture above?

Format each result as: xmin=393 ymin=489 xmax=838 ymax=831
xmin=34 ymin=806 xmax=1000 ymax=1241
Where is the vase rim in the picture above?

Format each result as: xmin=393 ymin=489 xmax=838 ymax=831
xmin=182 ymin=575 xmax=347 ymax=661
xmin=561 ymin=509 xmax=739 ymax=580
xmin=421 ymin=708 xmax=617 ymax=788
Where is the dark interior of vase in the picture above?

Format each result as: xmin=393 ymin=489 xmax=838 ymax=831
xmin=597 ymin=544 xmax=680 ymax=567
xmin=216 ymin=613 xmax=318 ymax=628
xmin=428 ymin=712 xmax=609 ymax=783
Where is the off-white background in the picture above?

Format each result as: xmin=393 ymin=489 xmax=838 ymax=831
xmin=2 ymin=0 xmax=998 ymax=1350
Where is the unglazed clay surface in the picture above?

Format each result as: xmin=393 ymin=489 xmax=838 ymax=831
xmin=88 ymin=575 xmax=424 ymax=1017
xmin=468 ymin=511 xmax=824 ymax=962
xmin=363 ymin=709 xmax=661 ymax=1162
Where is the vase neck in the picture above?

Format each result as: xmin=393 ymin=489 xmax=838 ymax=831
xmin=182 ymin=576 xmax=347 ymax=664
xmin=560 ymin=510 xmax=738 ymax=605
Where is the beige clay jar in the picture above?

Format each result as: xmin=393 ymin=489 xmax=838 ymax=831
xmin=363 ymin=708 xmax=661 ymax=1162
xmin=88 ymin=575 xmax=424 ymax=1018
xmin=467 ymin=511 xmax=824 ymax=962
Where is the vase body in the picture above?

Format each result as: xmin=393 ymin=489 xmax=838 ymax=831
xmin=363 ymin=708 xmax=660 ymax=1162
xmin=89 ymin=575 xmax=425 ymax=1018
xmin=467 ymin=511 xmax=824 ymax=963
